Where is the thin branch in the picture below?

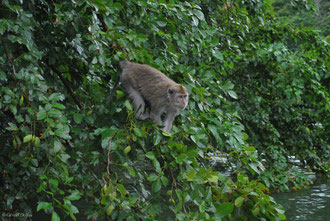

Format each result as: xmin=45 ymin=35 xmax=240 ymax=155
xmin=107 ymin=131 xmax=118 ymax=176
xmin=46 ymin=63 xmax=82 ymax=109
xmin=181 ymin=187 xmax=187 ymax=213
xmin=96 ymin=13 xmax=109 ymax=32
xmin=1 ymin=38 xmax=16 ymax=75
xmin=106 ymin=78 xmax=120 ymax=105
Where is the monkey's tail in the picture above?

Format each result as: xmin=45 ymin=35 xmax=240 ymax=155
xmin=106 ymin=77 xmax=120 ymax=105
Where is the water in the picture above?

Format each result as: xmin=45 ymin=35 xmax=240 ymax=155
xmin=273 ymin=177 xmax=330 ymax=220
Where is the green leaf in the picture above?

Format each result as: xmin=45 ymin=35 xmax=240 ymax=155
xmin=117 ymin=183 xmax=127 ymax=196
xmin=223 ymin=81 xmax=234 ymax=90
xmin=5 ymin=122 xmax=17 ymax=131
xmin=34 ymin=137 xmax=40 ymax=147
xmin=55 ymin=126 xmax=71 ymax=139
xmin=19 ymin=95 xmax=24 ymax=106
xmin=40 ymin=174 xmax=47 ymax=180
xmin=252 ymin=206 xmax=260 ymax=216
xmin=49 ymin=179 xmax=58 ymax=187
xmin=161 ymin=176 xmax=169 ymax=187
xmin=54 ymin=139 xmax=61 ymax=153
xmin=176 ymin=153 xmax=187 ymax=164
xmin=153 ymin=135 xmax=162 ymax=145
xmin=31 ymin=158 xmax=38 ymax=167
xmin=66 ymin=190 xmax=81 ymax=201
xmin=212 ymin=50 xmax=223 ymax=61
xmin=162 ymin=130 xmax=172 ymax=137
xmin=124 ymin=100 xmax=132 ymax=111
xmin=157 ymin=20 xmax=167 ymax=27
xmin=48 ymin=108 xmax=61 ymax=118
xmin=193 ymin=9 xmax=204 ymax=20
xmin=228 ymin=90 xmax=238 ymax=99
xmin=258 ymin=16 xmax=264 ymax=26
xmin=207 ymin=175 xmax=219 ymax=183
xmin=153 ymin=159 xmax=162 ymax=174
xmin=187 ymin=170 xmax=196 ymax=181
xmin=208 ymin=124 xmax=222 ymax=144
xmin=249 ymin=163 xmax=260 ymax=175
xmin=146 ymin=152 xmax=155 ymax=160
xmin=100 ymin=127 xmax=118 ymax=139
xmin=113 ymin=2 xmax=123 ymax=10
xmin=124 ymin=146 xmax=131 ymax=154
xmin=192 ymin=16 xmax=199 ymax=26
xmin=278 ymin=212 xmax=286 ymax=220
xmin=106 ymin=204 xmax=114 ymax=216
xmin=234 ymin=196 xmax=245 ymax=207
xmin=37 ymin=202 xmax=52 ymax=212
xmin=210 ymin=38 xmax=219 ymax=47
xmin=73 ymin=113 xmax=83 ymax=124
xmin=134 ymin=127 xmax=143 ymax=137
xmin=148 ymin=173 xmax=158 ymax=182
xmin=37 ymin=182 xmax=47 ymax=193
xmin=152 ymin=179 xmax=162 ymax=192
xmin=23 ymin=134 xmax=33 ymax=143
xmin=94 ymin=128 xmax=106 ymax=135
xmin=49 ymin=93 xmax=64 ymax=101
xmin=101 ymin=137 xmax=110 ymax=149
xmin=245 ymin=146 xmax=255 ymax=151
xmin=190 ymin=135 xmax=197 ymax=144
xmin=215 ymin=202 xmax=234 ymax=217
xmin=37 ymin=109 xmax=47 ymax=120
xmin=52 ymin=103 xmax=65 ymax=110
xmin=59 ymin=153 xmax=70 ymax=163
xmin=52 ymin=211 xmax=60 ymax=221
xmin=242 ymin=132 xmax=249 ymax=141
xmin=0 ymin=71 xmax=6 ymax=81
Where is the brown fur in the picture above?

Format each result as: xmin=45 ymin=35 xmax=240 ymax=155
xmin=120 ymin=61 xmax=188 ymax=132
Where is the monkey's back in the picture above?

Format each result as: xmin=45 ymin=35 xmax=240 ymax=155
xmin=120 ymin=61 xmax=177 ymax=105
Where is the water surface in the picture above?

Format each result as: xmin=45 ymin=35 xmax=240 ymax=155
xmin=273 ymin=178 xmax=330 ymax=220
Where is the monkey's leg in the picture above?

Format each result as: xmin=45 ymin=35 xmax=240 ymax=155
xmin=163 ymin=110 xmax=177 ymax=132
xmin=127 ymin=87 xmax=149 ymax=120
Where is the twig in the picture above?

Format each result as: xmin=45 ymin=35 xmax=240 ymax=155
xmin=107 ymin=131 xmax=118 ymax=176
xmin=170 ymin=167 xmax=187 ymax=213
xmin=1 ymin=38 xmax=16 ymax=75
xmin=170 ymin=166 xmax=177 ymax=189
xmin=96 ymin=14 xmax=109 ymax=32
xmin=182 ymin=187 xmax=187 ymax=213
xmin=106 ymin=78 xmax=120 ymax=105
xmin=46 ymin=63 xmax=83 ymax=109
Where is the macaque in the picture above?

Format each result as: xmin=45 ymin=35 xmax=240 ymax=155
xmin=120 ymin=61 xmax=188 ymax=132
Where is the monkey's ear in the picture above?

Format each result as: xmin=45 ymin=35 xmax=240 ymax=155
xmin=167 ymin=88 xmax=174 ymax=94
xmin=167 ymin=88 xmax=174 ymax=99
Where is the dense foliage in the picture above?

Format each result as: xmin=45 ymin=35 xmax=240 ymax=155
xmin=272 ymin=0 xmax=329 ymax=40
xmin=0 ymin=0 xmax=328 ymax=220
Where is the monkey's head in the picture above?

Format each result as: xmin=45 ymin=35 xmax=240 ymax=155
xmin=167 ymin=84 xmax=189 ymax=110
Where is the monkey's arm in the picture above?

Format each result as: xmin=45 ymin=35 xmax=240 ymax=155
xmin=150 ymin=108 xmax=163 ymax=126
xmin=163 ymin=110 xmax=177 ymax=132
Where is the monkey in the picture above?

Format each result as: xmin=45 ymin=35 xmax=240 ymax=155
xmin=120 ymin=61 xmax=188 ymax=132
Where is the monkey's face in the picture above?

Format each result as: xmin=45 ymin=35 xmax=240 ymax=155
xmin=176 ymin=93 xmax=189 ymax=109
xmin=167 ymin=86 xmax=189 ymax=110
